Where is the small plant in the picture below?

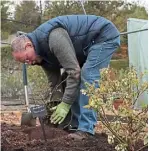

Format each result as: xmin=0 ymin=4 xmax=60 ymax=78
xmin=81 ymin=67 xmax=148 ymax=151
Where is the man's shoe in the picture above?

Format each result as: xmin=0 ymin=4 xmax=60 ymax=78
xmin=68 ymin=130 xmax=93 ymax=140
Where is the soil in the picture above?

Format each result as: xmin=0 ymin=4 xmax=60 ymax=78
xmin=1 ymin=122 xmax=113 ymax=151
xmin=1 ymin=111 xmax=148 ymax=151
xmin=1 ymin=122 xmax=148 ymax=151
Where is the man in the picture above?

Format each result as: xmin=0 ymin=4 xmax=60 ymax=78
xmin=11 ymin=15 xmax=120 ymax=140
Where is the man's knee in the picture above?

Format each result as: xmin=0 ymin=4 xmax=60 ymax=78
xmin=81 ymin=65 xmax=98 ymax=86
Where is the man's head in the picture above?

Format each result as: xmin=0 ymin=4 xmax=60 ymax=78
xmin=11 ymin=35 xmax=42 ymax=65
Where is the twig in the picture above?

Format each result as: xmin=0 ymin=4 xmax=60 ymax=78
xmin=48 ymin=75 xmax=69 ymax=102
xmin=100 ymin=117 xmax=125 ymax=144
xmin=136 ymin=144 xmax=148 ymax=151
xmin=133 ymin=88 xmax=147 ymax=106
xmin=100 ymin=106 xmax=126 ymax=144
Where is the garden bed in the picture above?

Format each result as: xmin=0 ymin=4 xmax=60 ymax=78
xmin=1 ymin=122 xmax=117 ymax=151
xmin=1 ymin=112 xmax=148 ymax=151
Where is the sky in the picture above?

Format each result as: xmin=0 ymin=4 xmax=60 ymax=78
xmin=127 ymin=0 xmax=148 ymax=7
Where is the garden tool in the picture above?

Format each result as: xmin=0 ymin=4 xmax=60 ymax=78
xmin=30 ymin=105 xmax=47 ymax=141
xmin=21 ymin=63 xmax=36 ymax=126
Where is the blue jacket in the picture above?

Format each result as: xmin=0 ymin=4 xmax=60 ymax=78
xmin=27 ymin=15 xmax=120 ymax=68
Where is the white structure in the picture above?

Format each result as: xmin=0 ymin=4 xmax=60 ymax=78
xmin=127 ymin=18 xmax=148 ymax=108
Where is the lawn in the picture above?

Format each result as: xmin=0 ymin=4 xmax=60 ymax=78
xmin=110 ymin=59 xmax=129 ymax=70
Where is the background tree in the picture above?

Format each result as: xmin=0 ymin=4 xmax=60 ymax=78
xmin=43 ymin=1 xmax=85 ymax=21
xmin=1 ymin=1 xmax=14 ymax=39
xmin=43 ymin=1 xmax=147 ymax=44
xmin=13 ymin=1 xmax=41 ymax=32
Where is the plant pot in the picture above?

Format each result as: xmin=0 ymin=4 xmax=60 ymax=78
xmin=113 ymin=99 xmax=124 ymax=110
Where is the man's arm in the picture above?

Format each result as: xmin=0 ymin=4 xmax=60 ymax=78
xmin=49 ymin=28 xmax=81 ymax=105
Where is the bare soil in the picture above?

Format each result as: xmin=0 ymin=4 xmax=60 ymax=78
xmin=1 ymin=111 xmax=148 ymax=151
xmin=1 ymin=122 xmax=147 ymax=151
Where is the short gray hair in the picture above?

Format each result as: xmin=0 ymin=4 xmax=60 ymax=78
xmin=11 ymin=35 xmax=30 ymax=52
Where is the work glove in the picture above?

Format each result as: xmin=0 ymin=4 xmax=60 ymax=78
xmin=50 ymin=102 xmax=71 ymax=124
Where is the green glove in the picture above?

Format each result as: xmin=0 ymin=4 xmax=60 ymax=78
xmin=50 ymin=102 xmax=71 ymax=124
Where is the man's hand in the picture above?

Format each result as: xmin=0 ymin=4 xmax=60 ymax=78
xmin=50 ymin=102 xmax=71 ymax=124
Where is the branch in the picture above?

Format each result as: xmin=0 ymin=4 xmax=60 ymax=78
xmin=133 ymin=86 xmax=147 ymax=106
xmin=136 ymin=144 xmax=148 ymax=151
xmin=134 ymin=124 xmax=147 ymax=138
xmin=100 ymin=115 xmax=125 ymax=144
xmin=1 ymin=18 xmax=37 ymax=27
xmin=100 ymin=106 xmax=126 ymax=144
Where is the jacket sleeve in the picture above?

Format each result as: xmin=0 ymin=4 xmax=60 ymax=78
xmin=48 ymin=28 xmax=81 ymax=105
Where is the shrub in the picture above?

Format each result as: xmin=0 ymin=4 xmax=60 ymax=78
xmin=1 ymin=31 xmax=9 ymax=40
xmin=1 ymin=46 xmax=12 ymax=60
xmin=1 ymin=71 xmax=23 ymax=98
xmin=82 ymin=67 xmax=148 ymax=151
xmin=1 ymin=46 xmax=23 ymax=97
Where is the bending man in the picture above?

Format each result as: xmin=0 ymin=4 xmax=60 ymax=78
xmin=11 ymin=15 xmax=120 ymax=140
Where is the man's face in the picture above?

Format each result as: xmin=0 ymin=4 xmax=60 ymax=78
xmin=12 ymin=43 xmax=42 ymax=65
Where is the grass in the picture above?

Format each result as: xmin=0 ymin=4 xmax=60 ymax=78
xmin=110 ymin=59 xmax=129 ymax=70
